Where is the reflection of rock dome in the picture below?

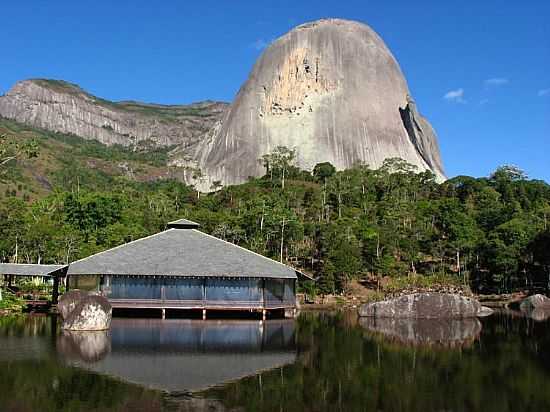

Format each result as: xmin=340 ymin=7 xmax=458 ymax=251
xmin=196 ymin=18 xmax=445 ymax=189
xmin=360 ymin=317 xmax=482 ymax=348
xmin=58 ymin=318 xmax=296 ymax=392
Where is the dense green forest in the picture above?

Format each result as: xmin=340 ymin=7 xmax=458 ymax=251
xmin=1 ymin=126 xmax=550 ymax=295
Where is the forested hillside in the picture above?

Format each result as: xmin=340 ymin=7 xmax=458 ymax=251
xmin=1 ymin=119 xmax=549 ymax=295
xmin=0 ymin=116 xmax=183 ymax=200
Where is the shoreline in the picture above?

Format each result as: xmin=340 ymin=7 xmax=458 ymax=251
xmin=300 ymin=290 xmax=533 ymax=311
xmin=0 ymin=291 xmax=536 ymax=318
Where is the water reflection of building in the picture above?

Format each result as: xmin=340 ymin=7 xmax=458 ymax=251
xmin=58 ymin=318 xmax=297 ymax=392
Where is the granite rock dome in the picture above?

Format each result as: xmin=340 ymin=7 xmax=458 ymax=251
xmin=195 ymin=18 xmax=445 ymax=188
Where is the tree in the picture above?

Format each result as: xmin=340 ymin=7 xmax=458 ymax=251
xmin=259 ymin=146 xmax=296 ymax=190
xmin=491 ymin=165 xmax=528 ymax=182
xmin=0 ymin=133 xmax=38 ymax=175
xmin=436 ymin=199 xmax=482 ymax=281
xmin=313 ymin=162 xmax=336 ymax=183
xmin=482 ymin=218 xmax=534 ymax=291
xmin=529 ymin=230 xmax=550 ymax=286
xmin=322 ymin=223 xmax=362 ymax=291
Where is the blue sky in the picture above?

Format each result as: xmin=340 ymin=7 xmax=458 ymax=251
xmin=1 ymin=1 xmax=548 ymax=181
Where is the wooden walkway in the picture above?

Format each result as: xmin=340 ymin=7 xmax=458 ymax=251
xmin=108 ymin=298 xmax=297 ymax=320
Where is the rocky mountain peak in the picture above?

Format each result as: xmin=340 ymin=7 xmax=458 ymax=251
xmin=194 ymin=18 xmax=445 ymax=189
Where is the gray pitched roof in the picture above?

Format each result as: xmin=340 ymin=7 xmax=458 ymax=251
xmin=0 ymin=263 xmax=67 ymax=277
xmin=79 ymin=351 xmax=296 ymax=393
xmin=67 ymin=228 xmax=297 ymax=279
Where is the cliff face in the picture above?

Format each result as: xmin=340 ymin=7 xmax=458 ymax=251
xmin=195 ymin=18 xmax=445 ymax=188
xmin=0 ymin=79 xmax=228 ymax=151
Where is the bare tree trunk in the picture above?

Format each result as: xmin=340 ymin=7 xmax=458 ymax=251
xmin=14 ymin=236 xmax=18 ymax=264
xmin=322 ymin=180 xmax=326 ymax=221
xmin=457 ymin=249 xmax=461 ymax=278
xmin=260 ymin=204 xmax=265 ymax=233
xmin=280 ymin=217 xmax=286 ymax=263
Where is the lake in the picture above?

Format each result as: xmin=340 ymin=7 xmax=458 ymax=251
xmin=1 ymin=311 xmax=550 ymax=411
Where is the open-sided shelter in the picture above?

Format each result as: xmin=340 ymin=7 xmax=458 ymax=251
xmin=0 ymin=264 xmax=68 ymax=303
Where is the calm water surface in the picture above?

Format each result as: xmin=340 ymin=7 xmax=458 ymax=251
xmin=1 ymin=311 xmax=550 ymax=411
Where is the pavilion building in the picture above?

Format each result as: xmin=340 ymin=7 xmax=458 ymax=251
xmin=66 ymin=219 xmax=300 ymax=319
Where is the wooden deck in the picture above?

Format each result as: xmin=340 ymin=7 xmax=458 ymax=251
xmin=108 ymin=298 xmax=296 ymax=310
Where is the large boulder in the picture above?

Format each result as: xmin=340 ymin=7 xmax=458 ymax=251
xmin=519 ymin=294 xmax=550 ymax=322
xmin=520 ymin=294 xmax=550 ymax=312
xmin=359 ymin=293 xmax=491 ymax=319
xmin=58 ymin=289 xmax=89 ymax=320
xmin=62 ymin=295 xmax=112 ymax=331
xmin=360 ymin=317 xmax=482 ymax=348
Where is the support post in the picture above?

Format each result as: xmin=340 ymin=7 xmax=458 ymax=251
xmin=52 ymin=275 xmax=60 ymax=304
xmin=162 ymin=309 xmax=166 ymax=320
xmin=261 ymin=278 xmax=267 ymax=322
xmin=202 ymin=278 xmax=206 ymax=307
xmin=203 ymin=309 xmax=207 ymax=320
